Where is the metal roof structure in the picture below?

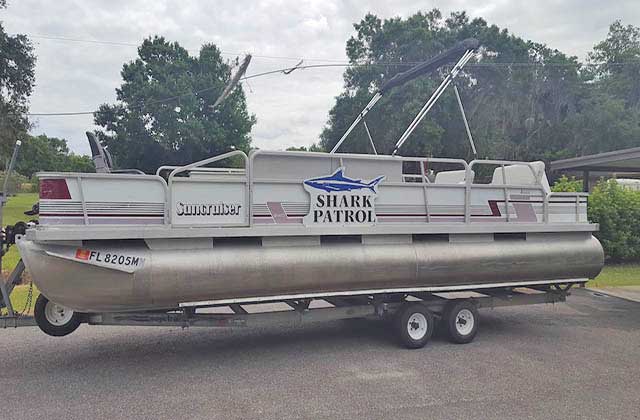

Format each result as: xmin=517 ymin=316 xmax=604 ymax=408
xmin=549 ymin=147 xmax=640 ymax=191
xmin=550 ymin=147 xmax=640 ymax=173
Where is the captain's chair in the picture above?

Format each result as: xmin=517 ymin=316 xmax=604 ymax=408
xmin=491 ymin=161 xmax=551 ymax=194
xmin=434 ymin=169 xmax=475 ymax=184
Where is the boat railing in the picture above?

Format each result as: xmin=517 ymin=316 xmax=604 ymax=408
xmin=470 ymin=159 xmax=547 ymax=223
xmin=37 ymin=150 xmax=588 ymax=227
xmin=543 ymin=192 xmax=589 ymax=223
xmin=469 ymin=159 xmax=586 ymax=223
xmin=156 ymin=165 xmax=246 ymax=177
xmin=166 ymin=150 xmax=249 ymax=226
xmin=36 ymin=171 xmax=170 ymax=226
xmin=248 ymin=149 xmax=474 ymax=224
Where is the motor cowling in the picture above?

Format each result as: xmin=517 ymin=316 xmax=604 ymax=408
xmin=3 ymin=221 xmax=27 ymax=247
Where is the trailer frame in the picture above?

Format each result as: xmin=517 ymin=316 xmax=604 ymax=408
xmin=1 ymin=279 xmax=577 ymax=346
xmin=89 ymin=284 xmax=574 ymax=328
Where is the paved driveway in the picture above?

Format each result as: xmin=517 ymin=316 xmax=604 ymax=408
xmin=1 ymin=288 xmax=638 ymax=419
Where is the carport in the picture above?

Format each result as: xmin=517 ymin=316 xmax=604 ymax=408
xmin=549 ymin=147 xmax=640 ymax=191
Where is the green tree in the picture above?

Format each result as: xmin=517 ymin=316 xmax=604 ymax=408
xmin=321 ymin=10 xmax=583 ymax=161
xmin=0 ymin=1 xmax=36 ymax=161
xmin=95 ymin=36 xmax=256 ymax=173
xmin=63 ymin=153 xmax=94 ymax=173
xmin=588 ymin=21 xmax=640 ymax=107
xmin=16 ymin=134 xmax=94 ymax=177
xmin=560 ymin=21 xmax=640 ymax=156
xmin=286 ymin=144 xmax=323 ymax=152
xmin=566 ymin=93 xmax=640 ymax=155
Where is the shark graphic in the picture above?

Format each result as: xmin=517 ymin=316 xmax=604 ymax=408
xmin=304 ymin=168 xmax=385 ymax=193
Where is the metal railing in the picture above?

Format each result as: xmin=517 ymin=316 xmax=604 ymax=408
xmin=248 ymin=150 xmax=476 ymax=225
xmin=543 ymin=192 xmax=589 ymax=223
xmin=37 ymin=151 xmax=588 ymax=227
xmin=167 ymin=150 xmax=249 ymax=226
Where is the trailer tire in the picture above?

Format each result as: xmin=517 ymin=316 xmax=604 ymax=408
xmin=443 ymin=300 xmax=479 ymax=344
xmin=34 ymin=294 xmax=81 ymax=337
xmin=396 ymin=303 xmax=434 ymax=349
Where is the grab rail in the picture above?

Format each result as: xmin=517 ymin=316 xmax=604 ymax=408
xmin=543 ymin=192 xmax=588 ymax=223
xmin=37 ymin=151 xmax=589 ymax=227
xmin=469 ymin=160 xmax=587 ymax=223
xmin=157 ymin=166 xmax=246 ymax=176
xmin=36 ymin=172 xmax=169 ymax=226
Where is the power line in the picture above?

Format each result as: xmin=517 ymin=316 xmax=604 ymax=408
xmin=21 ymin=33 xmax=348 ymax=63
xmin=24 ymin=59 xmax=640 ymax=117
xmin=19 ymin=33 xmax=640 ymax=118
xmin=28 ymin=111 xmax=95 ymax=116
xmin=25 ymin=34 xmax=138 ymax=47
xmin=26 ymin=63 xmax=351 ymax=116
xmin=21 ymin=33 xmax=640 ymax=66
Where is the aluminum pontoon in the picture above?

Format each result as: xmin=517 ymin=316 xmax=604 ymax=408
xmin=0 ymin=39 xmax=603 ymax=348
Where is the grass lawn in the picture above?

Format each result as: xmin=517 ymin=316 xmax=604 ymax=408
xmin=1 ymin=283 xmax=39 ymax=316
xmin=587 ymin=263 xmax=640 ymax=287
xmin=1 ymin=193 xmax=39 ymax=315
xmin=2 ymin=192 xmax=38 ymax=272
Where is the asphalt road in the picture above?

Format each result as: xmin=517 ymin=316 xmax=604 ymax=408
xmin=1 ymin=288 xmax=639 ymax=420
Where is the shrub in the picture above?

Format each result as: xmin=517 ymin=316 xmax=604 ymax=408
xmin=552 ymin=175 xmax=583 ymax=192
xmin=0 ymin=172 xmax=32 ymax=194
xmin=588 ymin=179 xmax=640 ymax=261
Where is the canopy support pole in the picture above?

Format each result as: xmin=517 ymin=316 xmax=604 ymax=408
xmin=330 ymin=93 xmax=382 ymax=154
xmin=453 ymin=84 xmax=477 ymax=157
xmin=363 ymin=120 xmax=378 ymax=155
xmin=330 ymin=38 xmax=479 ymax=154
xmin=392 ymin=50 xmax=474 ymax=156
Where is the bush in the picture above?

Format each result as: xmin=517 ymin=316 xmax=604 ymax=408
xmin=0 ymin=172 xmax=33 ymax=194
xmin=552 ymin=175 xmax=583 ymax=192
xmin=588 ymin=179 xmax=640 ymax=261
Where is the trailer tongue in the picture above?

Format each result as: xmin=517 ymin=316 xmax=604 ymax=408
xmin=0 ymin=39 xmax=604 ymax=348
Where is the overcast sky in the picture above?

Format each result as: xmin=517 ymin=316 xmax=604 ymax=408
xmin=2 ymin=0 xmax=639 ymax=155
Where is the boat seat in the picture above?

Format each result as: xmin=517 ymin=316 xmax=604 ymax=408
xmin=491 ymin=161 xmax=550 ymax=193
xmin=434 ymin=169 xmax=474 ymax=184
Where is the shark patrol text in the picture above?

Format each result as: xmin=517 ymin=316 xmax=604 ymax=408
xmin=312 ymin=194 xmax=375 ymax=223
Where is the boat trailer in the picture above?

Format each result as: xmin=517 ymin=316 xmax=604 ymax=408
xmin=0 ymin=38 xmax=596 ymax=348
xmin=0 ymin=211 xmax=580 ymax=347
xmin=2 ymin=265 xmax=577 ymax=347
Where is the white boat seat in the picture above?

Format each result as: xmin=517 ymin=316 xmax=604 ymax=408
xmin=434 ymin=169 xmax=474 ymax=184
xmin=491 ymin=161 xmax=550 ymax=193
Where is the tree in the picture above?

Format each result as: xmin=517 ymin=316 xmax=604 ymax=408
xmin=588 ymin=21 xmax=640 ymax=107
xmin=320 ymin=10 xmax=610 ymax=162
xmin=95 ymin=36 xmax=256 ymax=173
xmin=286 ymin=144 xmax=323 ymax=152
xmin=0 ymin=1 xmax=36 ymax=162
xmin=16 ymin=134 xmax=94 ymax=177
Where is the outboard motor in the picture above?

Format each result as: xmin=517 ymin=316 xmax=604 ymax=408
xmin=3 ymin=221 xmax=27 ymax=249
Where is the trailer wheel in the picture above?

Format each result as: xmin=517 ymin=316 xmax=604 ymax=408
xmin=396 ymin=303 xmax=434 ymax=349
xmin=443 ymin=300 xmax=479 ymax=344
xmin=34 ymin=294 xmax=81 ymax=337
